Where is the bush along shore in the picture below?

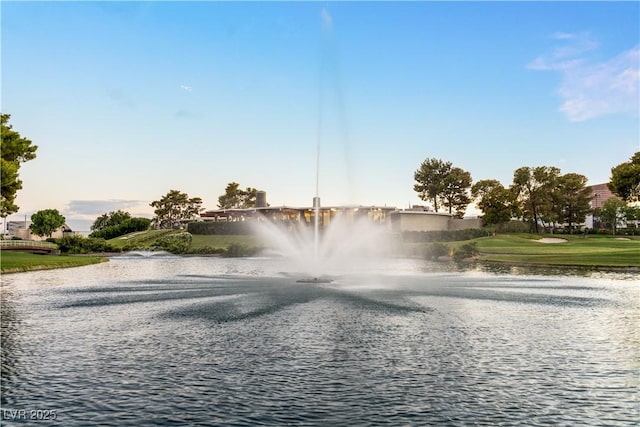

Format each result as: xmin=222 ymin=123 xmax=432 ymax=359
xmin=2 ymin=229 xmax=638 ymax=273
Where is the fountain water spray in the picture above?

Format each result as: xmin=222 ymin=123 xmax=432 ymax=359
xmin=251 ymin=7 xmax=391 ymax=281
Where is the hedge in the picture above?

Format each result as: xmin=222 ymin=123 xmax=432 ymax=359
xmin=187 ymin=221 xmax=254 ymax=235
xmin=90 ymin=217 xmax=151 ymax=239
xmin=402 ymin=228 xmax=492 ymax=243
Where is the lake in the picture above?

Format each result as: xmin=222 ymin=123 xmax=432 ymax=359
xmin=1 ymin=255 xmax=638 ymax=425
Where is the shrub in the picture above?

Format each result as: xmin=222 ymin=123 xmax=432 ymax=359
xmin=89 ymin=217 xmax=151 ymax=239
xmin=152 ymin=232 xmax=192 ymax=254
xmin=186 ymin=246 xmax=226 ymax=255
xmin=187 ymin=221 xmax=254 ymax=235
xmin=452 ymin=242 xmax=478 ymax=261
xmin=402 ymin=228 xmax=492 ymax=243
xmin=223 ymin=243 xmax=262 ymax=257
xmin=51 ymin=235 xmax=120 ymax=254
xmin=494 ymin=220 xmax=531 ymax=233
xmin=423 ymin=242 xmax=449 ymax=260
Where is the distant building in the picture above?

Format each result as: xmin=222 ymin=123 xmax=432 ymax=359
xmin=389 ymin=210 xmax=481 ymax=232
xmin=9 ymin=221 xmax=74 ymax=241
xmin=200 ymin=205 xmax=396 ymax=229
xmin=589 ymin=183 xmax=617 ymax=209
xmin=585 ymin=183 xmax=620 ymax=230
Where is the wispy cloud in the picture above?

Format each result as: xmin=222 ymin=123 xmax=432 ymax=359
xmin=180 ymin=84 xmax=193 ymax=92
xmin=528 ymin=32 xmax=639 ymax=122
xmin=66 ymin=199 xmax=148 ymax=217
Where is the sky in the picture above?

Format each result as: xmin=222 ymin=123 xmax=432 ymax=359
xmin=2 ymin=1 xmax=639 ymax=231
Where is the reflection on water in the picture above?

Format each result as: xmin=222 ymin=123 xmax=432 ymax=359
xmin=1 ymin=257 xmax=638 ymax=425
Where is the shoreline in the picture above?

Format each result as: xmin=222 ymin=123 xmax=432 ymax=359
xmin=3 ymin=252 xmax=638 ymax=275
xmin=1 ymin=256 xmax=109 ymax=274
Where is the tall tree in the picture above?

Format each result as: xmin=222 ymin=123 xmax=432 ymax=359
xmin=413 ymin=158 xmax=452 ymax=213
xmin=30 ymin=209 xmax=65 ymax=238
xmin=441 ymin=167 xmax=472 ymax=218
xmin=511 ymin=166 xmax=560 ymax=233
xmin=608 ymin=152 xmax=640 ymax=203
xmin=218 ymin=182 xmax=259 ymax=209
xmin=150 ymin=190 xmax=203 ymax=229
xmin=1 ymin=114 xmax=38 ymax=217
xmin=91 ymin=210 xmax=132 ymax=231
xmin=555 ymin=173 xmax=592 ymax=233
xmin=598 ymin=198 xmax=628 ymax=235
xmin=471 ymin=179 xmax=514 ymax=226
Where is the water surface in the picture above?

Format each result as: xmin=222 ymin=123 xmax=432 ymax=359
xmin=1 ymin=257 xmax=638 ymax=425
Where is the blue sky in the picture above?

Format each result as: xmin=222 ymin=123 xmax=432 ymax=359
xmin=2 ymin=1 xmax=639 ymax=231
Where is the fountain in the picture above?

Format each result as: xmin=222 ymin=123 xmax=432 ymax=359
xmin=251 ymin=210 xmax=392 ymax=281
xmin=248 ymin=6 xmax=395 ymax=282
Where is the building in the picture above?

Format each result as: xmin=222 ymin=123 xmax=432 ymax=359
xmin=589 ymin=183 xmax=617 ymax=209
xmin=585 ymin=183 xmax=620 ymax=230
xmin=389 ymin=209 xmax=482 ymax=233
xmin=201 ymin=205 xmax=397 ymax=229
xmin=7 ymin=221 xmax=74 ymax=241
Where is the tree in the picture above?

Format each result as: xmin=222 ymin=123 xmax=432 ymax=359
xmin=414 ymin=158 xmax=471 ymax=215
xmin=1 ymin=114 xmax=38 ymax=217
xmin=608 ymin=152 xmax=640 ymax=203
xmin=91 ymin=210 xmax=132 ymax=231
xmin=471 ymin=179 xmax=514 ymax=226
xmin=414 ymin=158 xmax=451 ymax=212
xmin=89 ymin=217 xmax=151 ymax=239
xmin=150 ymin=190 xmax=203 ymax=229
xmin=218 ymin=182 xmax=259 ymax=209
xmin=30 ymin=209 xmax=65 ymax=238
xmin=441 ymin=167 xmax=472 ymax=218
xmin=598 ymin=198 xmax=627 ymax=235
xmin=511 ymin=166 xmax=560 ymax=233
xmin=555 ymin=173 xmax=592 ymax=233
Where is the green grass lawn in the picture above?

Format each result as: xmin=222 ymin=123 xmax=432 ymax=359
xmin=1 ymin=251 xmax=107 ymax=273
xmin=475 ymin=234 xmax=640 ymax=267
xmin=105 ymin=229 xmax=640 ymax=269
xmin=107 ymin=230 xmax=261 ymax=252
xmin=107 ymin=229 xmax=177 ymax=249
xmin=190 ymin=234 xmax=260 ymax=251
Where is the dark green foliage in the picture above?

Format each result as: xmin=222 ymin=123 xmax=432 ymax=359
xmin=152 ymin=232 xmax=192 ymax=254
xmin=185 ymin=246 xmax=226 ymax=255
xmin=30 ymin=209 xmax=66 ymax=238
xmin=1 ymin=114 xmax=38 ymax=216
xmin=217 ymin=182 xmax=259 ymax=209
xmin=51 ymin=235 xmax=120 ymax=254
xmin=471 ymin=179 xmax=515 ymax=226
xmin=423 ymin=242 xmax=449 ymax=260
xmin=90 ymin=217 xmax=151 ymax=239
xmin=452 ymin=242 xmax=478 ymax=261
xmin=91 ymin=210 xmax=131 ymax=231
xmin=223 ymin=243 xmax=262 ymax=257
xmin=492 ymin=220 xmax=531 ymax=233
xmin=511 ymin=166 xmax=561 ymax=234
xmin=414 ymin=158 xmax=472 ymax=216
xmin=151 ymin=190 xmax=203 ymax=229
xmin=187 ymin=221 xmax=254 ymax=235
xmin=608 ymin=152 xmax=640 ymax=202
xmin=402 ymin=228 xmax=492 ymax=243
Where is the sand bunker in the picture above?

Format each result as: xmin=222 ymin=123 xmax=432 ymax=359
xmin=537 ymin=238 xmax=568 ymax=244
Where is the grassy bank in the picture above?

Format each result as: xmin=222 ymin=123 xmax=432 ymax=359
xmin=1 ymin=251 xmax=107 ymax=274
xmin=106 ymin=229 xmax=639 ymax=269
xmin=474 ymin=234 xmax=640 ymax=268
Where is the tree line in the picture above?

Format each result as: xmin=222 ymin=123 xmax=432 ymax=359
xmin=414 ymin=153 xmax=640 ymax=233
xmin=2 ymin=113 xmax=638 ymax=237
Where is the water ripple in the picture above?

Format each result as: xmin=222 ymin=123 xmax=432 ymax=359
xmin=1 ymin=258 xmax=638 ymax=425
